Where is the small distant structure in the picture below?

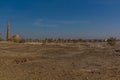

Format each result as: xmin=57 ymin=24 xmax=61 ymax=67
xmin=104 ymin=39 xmax=108 ymax=42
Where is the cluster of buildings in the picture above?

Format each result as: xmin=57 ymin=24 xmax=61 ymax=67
xmin=6 ymin=22 xmax=21 ymax=41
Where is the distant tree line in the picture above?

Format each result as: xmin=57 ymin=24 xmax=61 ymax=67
xmin=19 ymin=37 xmax=118 ymax=46
xmin=0 ymin=35 xmax=118 ymax=46
xmin=23 ymin=38 xmax=105 ymax=43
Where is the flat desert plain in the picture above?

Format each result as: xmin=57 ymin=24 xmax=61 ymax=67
xmin=0 ymin=42 xmax=120 ymax=80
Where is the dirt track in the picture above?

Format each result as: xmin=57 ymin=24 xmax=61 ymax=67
xmin=0 ymin=42 xmax=120 ymax=80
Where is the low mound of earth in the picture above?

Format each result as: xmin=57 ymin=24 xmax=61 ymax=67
xmin=0 ymin=42 xmax=120 ymax=80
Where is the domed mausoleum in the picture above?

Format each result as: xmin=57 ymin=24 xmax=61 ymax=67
xmin=12 ymin=34 xmax=21 ymax=42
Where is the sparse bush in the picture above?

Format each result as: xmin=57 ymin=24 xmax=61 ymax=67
xmin=14 ymin=58 xmax=28 ymax=64
xmin=41 ymin=40 xmax=46 ymax=46
xmin=0 ymin=37 xmax=4 ymax=41
xmin=19 ymin=39 xmax=26 ymax=43
xmin=107 ymin=37 xmax=116 ymax=46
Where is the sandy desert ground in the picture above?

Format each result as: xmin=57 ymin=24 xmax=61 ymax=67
xmin=0 ymin=41 xmax=120 ymax=80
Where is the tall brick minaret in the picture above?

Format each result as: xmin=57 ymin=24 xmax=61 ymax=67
xmin=7 ymin=21 xmax=11 ymax=41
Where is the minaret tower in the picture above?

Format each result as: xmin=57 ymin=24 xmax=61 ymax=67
xmin=7 ymin=21 xmax=11 ymax=41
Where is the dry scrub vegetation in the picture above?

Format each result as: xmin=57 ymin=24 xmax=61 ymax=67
xmin=0 ymin=41 xmax=120 ymax=80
